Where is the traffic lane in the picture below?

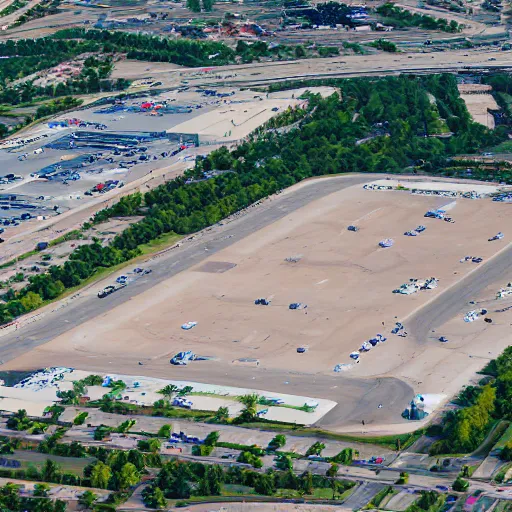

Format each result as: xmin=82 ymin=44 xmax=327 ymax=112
xmin=342 ymin=482 xmax=386 ymax=509
xmin=316 ymin=376 xmax=413 ymax=431
xmin=407 ymin=242 xmax=512 ymax=343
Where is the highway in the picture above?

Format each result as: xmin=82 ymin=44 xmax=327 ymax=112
xmin=130 ymin=48 xmax=512 ymax=90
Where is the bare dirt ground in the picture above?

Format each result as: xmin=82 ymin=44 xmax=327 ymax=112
xmin=458 ymin=85 xmax=500 ymax=129
xmin=110 ymin=60 xmax=184 ymax=80
xmin=169 ymin=97 xmax=303 ymax=141
xmin=3 ymin=181 xmax=510 ymax=430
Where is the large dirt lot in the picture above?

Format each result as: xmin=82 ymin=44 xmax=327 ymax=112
xmin=4 ymin=181 xmax=510 ymax=429
xmin=458 ymin=85 xmax=500 ymax=129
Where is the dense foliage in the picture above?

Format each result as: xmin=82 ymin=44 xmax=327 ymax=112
xmin=142 ymin=459 xmax=353 ymax=506
xmin=308 ymin=2 xmax=355 ymax=26
xmin=0 ymin=0 xmax=28 ymax=16
xmin=0 ymin=74 xmax=507 ymax=327
xmin=53 ymin=28 xmax=235 ymax=67
xmin=0 ymin=483 xmax=66 ymax=512
xmin=186 ymin=0 xmax=214 ymax=12
xmin=368 ymin=39 xmax=398 ymax=52
xmin=376 ymin=3 xmax=462 ymax=32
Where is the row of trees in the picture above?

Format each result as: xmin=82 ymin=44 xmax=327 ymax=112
xmin=142 ymin=459 xmax=354 ymax=506
xmin=0 ymin=74 xmax=507 ymax=326
xmin=53 ymin=28 xmax=235 ymax=67
xmin=186 ymin=0 xmax=214 ymax=12
xmin=376 ymin=3 xmax=463 ymax=32
xmin=0 ymin=0 xmax=28 ymax=17
xmin=11 ymin=0 xmax=60 ymax=27
xmin=0 ymin=441 xmax=150 ymax=493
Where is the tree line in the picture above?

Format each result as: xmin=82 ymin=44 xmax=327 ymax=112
xmin=53 ymin=28 xmax=236 ymax=67
xmin=142 ymin=458 xmax=354 ymax=507
xmin=0 ymin=74 xmax=508 ymax=326
xmin=376 ymin=3 xmax=463 ymax=32
xmin=0 ymin=482 xmax=66 ymax=512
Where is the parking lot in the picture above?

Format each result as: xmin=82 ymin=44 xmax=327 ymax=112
xmin=0 ymin=86 xmax=307 ymax=246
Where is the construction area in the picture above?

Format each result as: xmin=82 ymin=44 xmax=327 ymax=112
xmin=1 ymin=177 xmax=510 ymax=433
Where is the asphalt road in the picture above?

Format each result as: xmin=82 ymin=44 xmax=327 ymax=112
xmin=406 ymin=240 xmax=512 ymax=344
xmin=342 ymin=481 xmax=386 ymax=509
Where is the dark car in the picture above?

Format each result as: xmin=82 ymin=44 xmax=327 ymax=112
xmin=347 ymin=225 xmax=359 ymax=232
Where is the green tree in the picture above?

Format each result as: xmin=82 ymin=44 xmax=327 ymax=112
xmin=214 ymin=406 xmax=229 ymax=423
xmin=396 ymin=471 xmax=409 ymax=484
xmin=167 ymin=464 xmax=192 ymax=499
xmin=206 ymin=465 xmax=223 ymax=495
xmin=300 ymin=470 xmax=313 ymax=494
xmin=41 ymin=459 xmax=60 ymax=483
xmin=275 ymin=454 xmax=293 ymax=471
xmin=237 ymin=451 xmax=263 ymax=468
xmin=142 ymin=485 xmax=166 ymax=509
xmin=33 ymin=483 xmax=50 ymax=497
xmin=295 ymin=45 xmax=306 ymax=58
xmin=148 ymin=438 xmax=161 ymax=454
xmin=178 ymin=385 xmax=193 ymax=396
xmin=197 ymin=474 xmax=211 ymax=496
xmin=417 ymin=491 xmax=438 ymax=509
xmin=90 ymin=461 xmax=112 ymax=489
xmin=237 ymin=394 xmax=259 ymax=422
xmin=158 ymin=384 xmax=178 ymax=402
xmin=500 ymin=441 xmax=512 ymax=461
xmin=186 ymin=0 xmax=200 ymax=11
xmin=157 ymin=424 xmax=172 ymax=438
xmin=79 ymin=490 xmax=97 ymax=508
xmin=0 ymin=483 xmax=21 ymax=511
xmin=254 ymin=473 xmax=275 ymax=495
xmin=19 ymin=291 xmax=43 ymax=311
xmin=326 ymin=462 xmax=339 ymax=477
xmin=452 ymin=477 xmax=469 ymax=491
xmin=268 ymin=434 xmax=286 ymax=451
xmin=204 ymin=431 xmax=220 ymax=447
xmin=332 ymin=448 xmax=355 ymax=465
xmin=118 ymin=462 xmax=140 ymax=490
xmin=305 ymin=442 xmax=325 ymax=457
xmin=202 ymin=0 xmax=214 ymax=11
